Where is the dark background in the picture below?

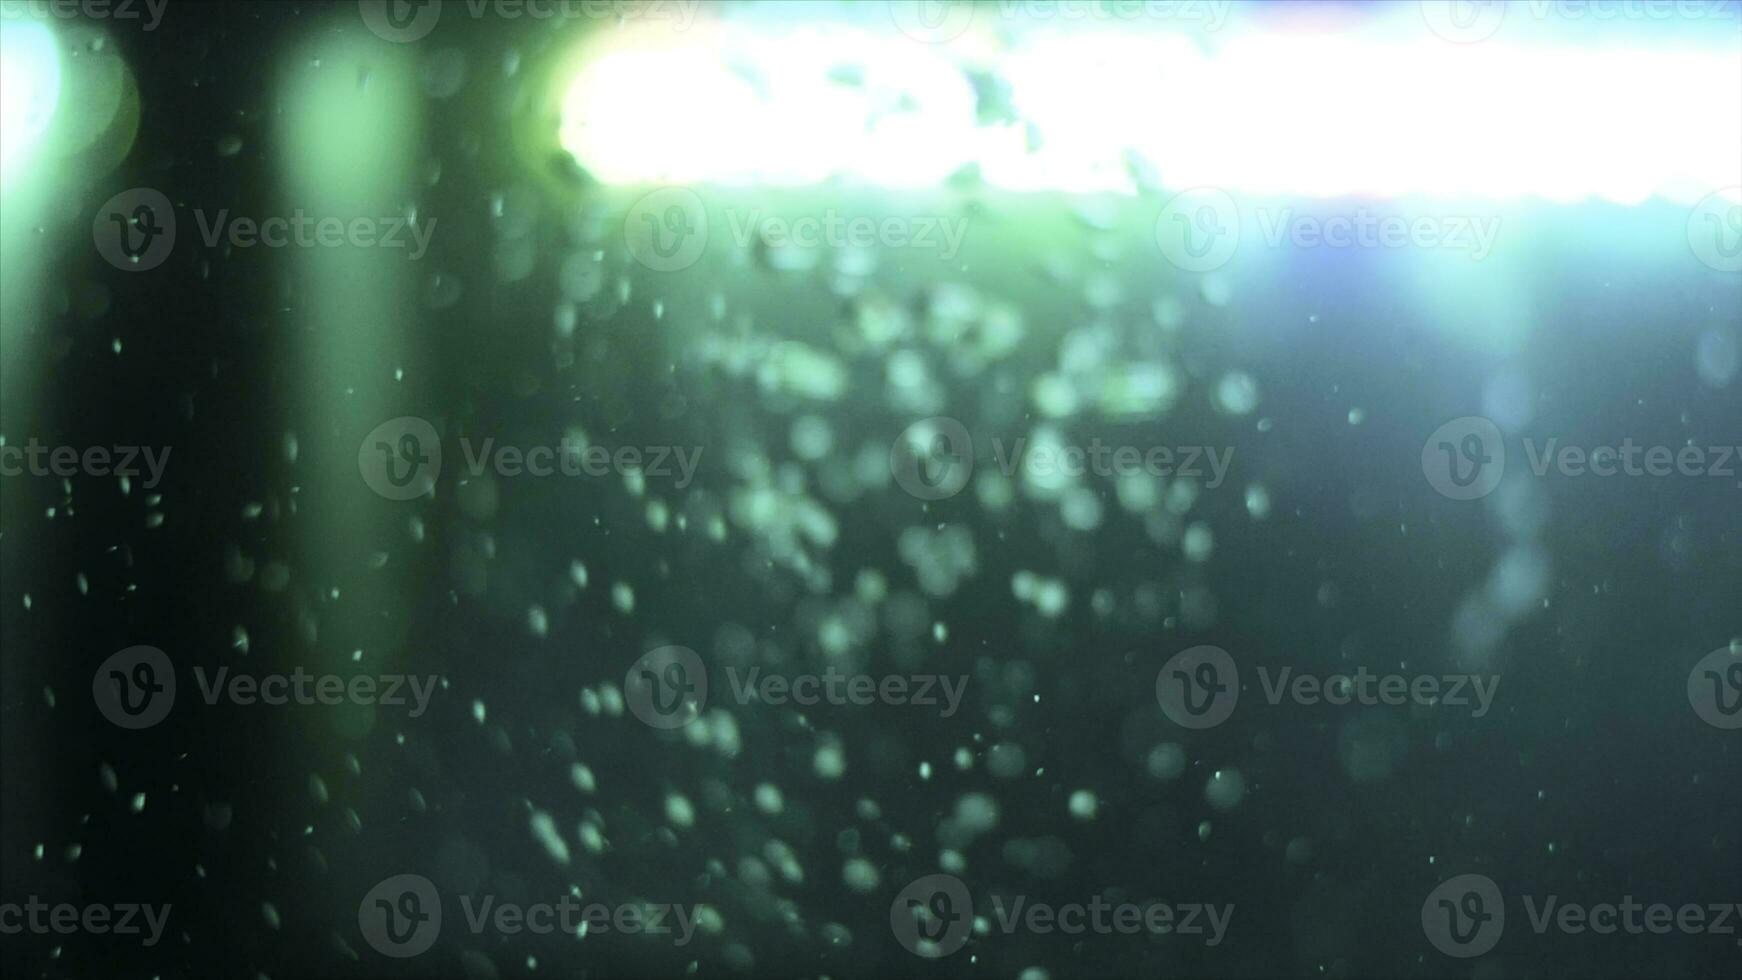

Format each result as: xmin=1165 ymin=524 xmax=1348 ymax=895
xmin=2 ymin=2 xmax=1739 ymax=978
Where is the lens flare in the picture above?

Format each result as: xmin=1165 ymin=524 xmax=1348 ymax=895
xmin=0 ymin=19 xmax=61 ymax=187
xmin=556 ymin=17 xmax=1740 ymax=203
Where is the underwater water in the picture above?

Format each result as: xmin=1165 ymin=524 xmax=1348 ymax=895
xmin=0 ymin=2 xmax=1739 ymax=979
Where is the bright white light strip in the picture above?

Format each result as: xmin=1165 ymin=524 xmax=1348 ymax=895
xmin=0 ymin=20 xmax=61 ymax=188
xmin=559 ymin=20 xmax=1741 ymax=203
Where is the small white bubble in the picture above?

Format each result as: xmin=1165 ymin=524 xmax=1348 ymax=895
xmin=1214 ymin=372 xmax=1259 ymax=415
xmin=1146 ymin=743 xmax=1186 ymax=781
xmin=570 ymin=763 xmax=595 ymax=794
xmin=753 ymin=783 xmax=784 ymax=815
xmin=842 ymin=857 xmax=880 ymax=893
xmin=1183 ymin=522 xmax=1214 ymax=562
xmin=1245 ymin=484 xmax=1271 ymax=520
xmin=815 ymin=737 xmax=846 ymax=780
xmin=665 ymin=793 xmax=695 ymax=830
xmin=1205 ymin=769 xmax=1247 ymax=810
xmin=1068 ymin=790 xmax=1099 ymax=821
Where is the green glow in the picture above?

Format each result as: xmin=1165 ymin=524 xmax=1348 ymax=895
xmin=277 ymin=28 xmax=425 ymax=739
xmin=0 ymin=19 xmax=59 ymax=188
xmin=3 ymin=16 xmax=137 ymax=359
